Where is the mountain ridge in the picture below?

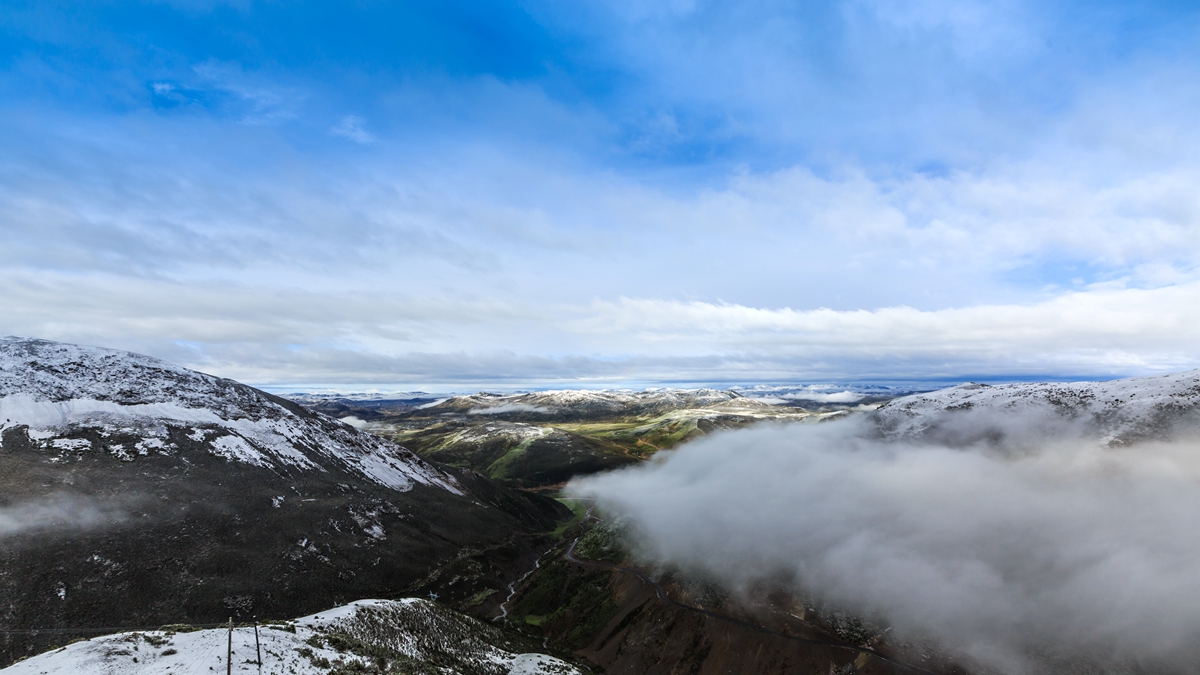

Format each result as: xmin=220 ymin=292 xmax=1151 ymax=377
xmin=0 ymin=337 xmax=458 ymax=494
xmin=871 ymin=369 xmax=1200 ymax=445
xmin=0 ymin=337 xmax=566 ymax=667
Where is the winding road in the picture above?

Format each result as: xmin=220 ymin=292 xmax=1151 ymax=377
xmin=495 ymin=544 xmax=556 ymax=622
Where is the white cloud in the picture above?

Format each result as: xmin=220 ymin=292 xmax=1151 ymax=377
xmin=571 ymin=418 xmax=1200 ymax=672
xmin=2 ymin=266 xmax=1199 ymax=386
xmin=331 ymin=115 xmax=376 ymax=144
xmin=469 ymin=403 xmax=551 ymax=415
xmin=191 ymin=60 xmax=304 ymax=124
xmin=4 ymin=85 xmax=1200 ymax=385
xmin=0 ymin=495 xmax=125 ymax=538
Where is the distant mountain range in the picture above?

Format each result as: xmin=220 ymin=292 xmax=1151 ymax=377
xmin=285 ymin=383 xmax=916 ymax=423
xmin=310 ymin=388 xmax=839 ymax=490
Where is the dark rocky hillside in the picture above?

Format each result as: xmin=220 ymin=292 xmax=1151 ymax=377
xmin=0 ymin=338 xmax=567 ymax=666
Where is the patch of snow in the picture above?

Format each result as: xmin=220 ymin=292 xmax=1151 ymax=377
xmin=508 ymin=653 xmax=579 ymax=674
xmin=208 ymin=435 xmax=270 ymax=467
xmin=0 ymin=395 xmax=224 ymax=430
xmin=134 ymin=438 xmax=166 ymax=453
xmin=339 ymin=452 xmax=418 ymax=492
xmin=1 ymin=598 xmax=583 ymax=675
xmin=49 ymin=438 xmax=90 ymax=451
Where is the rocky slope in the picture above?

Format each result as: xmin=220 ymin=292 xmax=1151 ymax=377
xmin=0 ymin=338 xmax=458 ymax=492
xmin=0 ymin=338 xmax=567 ymax=666
xmin=1 ymin=598 xmax=583 ymax=674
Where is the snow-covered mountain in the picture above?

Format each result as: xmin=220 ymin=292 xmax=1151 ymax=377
xmin=0 ymin=598 xmax=582 ymax=675
xmin=0 ymin=337 xmax=456 ymax=493
xmin=870 ymin=370 xmax=1200 ymax=445
xmin=0 ymin=338 xmax=565 ymax=667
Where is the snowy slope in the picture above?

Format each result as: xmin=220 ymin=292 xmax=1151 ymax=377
xmin=0 ymin=337 xmax=459 ymax=493
xmin=871 ymin=370 xmax=1200 ymax=445
xmin=0 ymin=599 xmax=581 ymax=675
xmin=0 ymin=338 xmax=570 ymax=671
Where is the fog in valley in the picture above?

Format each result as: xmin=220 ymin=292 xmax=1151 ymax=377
xmin=0 ymin=494 xmax=124 ymax=539
xmin=571 ymin=411 xmax=1200 ymax=673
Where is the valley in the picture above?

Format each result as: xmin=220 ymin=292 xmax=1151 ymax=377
xmin=303 ymin=390 xmax=855 ymax=490
xmin=0 ymin=338 xmax=918 ymax=674
xmin=8 ymin=337 xmax=1199 ymax=674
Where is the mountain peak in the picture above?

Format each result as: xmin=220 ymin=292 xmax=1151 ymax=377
xmin=0 ymin=337 xmax=459 ymax=493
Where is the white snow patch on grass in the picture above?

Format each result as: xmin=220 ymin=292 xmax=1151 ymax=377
xmin=208 ymin=435 xmax=269 ymax=467
xmin=0 ymin=598 xmax=582 ymax=675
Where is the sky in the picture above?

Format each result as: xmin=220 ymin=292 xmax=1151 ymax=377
xmin=2 ymin=0 xmax=1200 ymax=389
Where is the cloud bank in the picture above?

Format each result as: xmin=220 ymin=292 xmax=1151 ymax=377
xmin=4 ymin=270 xmax=1198 ymax=387
xmin=3 ymin=1 xmax=1200 ymax=386
xmin=571 ymin=416 xmax=1200 ymax=673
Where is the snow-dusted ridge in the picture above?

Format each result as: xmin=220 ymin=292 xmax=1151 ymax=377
xmin=0 ymin=337 xmax=460 ymax=494
xmin=871 ymin=369 xmax=1200 ymax=445
xmin=430 ymin=388 xmax=747 ymax=419
xmin=0 ymin=599 xmax=581 ymax=675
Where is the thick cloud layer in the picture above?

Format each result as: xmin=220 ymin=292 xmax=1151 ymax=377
xmin=571 ymin=416 xmax=1200 ymax=673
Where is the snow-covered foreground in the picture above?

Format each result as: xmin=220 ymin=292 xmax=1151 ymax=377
xmin=1 ymin=599 xmax=580 ymax=675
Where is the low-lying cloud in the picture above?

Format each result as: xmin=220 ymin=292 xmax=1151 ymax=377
xmin=0 ymin=494 xmax=126 ymax=538
xmin=570 ymin=415 xmax=1200 ymax=673
xmin=468 ymin=403 xmax=551 ymax=415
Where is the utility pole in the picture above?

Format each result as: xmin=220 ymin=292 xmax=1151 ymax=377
xmin=253 ymin=616 xmax=262 ymax=670
xmin=226 ymin=617 xmax=233 ymax=675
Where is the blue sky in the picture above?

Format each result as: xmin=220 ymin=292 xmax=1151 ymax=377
xmin=3 ymin=0 xmax=1200 ymax=388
